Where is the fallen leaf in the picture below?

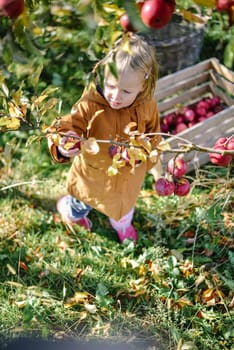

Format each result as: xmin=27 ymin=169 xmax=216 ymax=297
xmin=84 ymin=303 xmax=97 ymax=314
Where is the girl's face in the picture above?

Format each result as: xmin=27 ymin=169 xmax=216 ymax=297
xmin=103 ymin=67 xmax=145 ymax=110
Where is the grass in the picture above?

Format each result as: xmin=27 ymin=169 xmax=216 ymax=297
xmin=0 ymin=135 xmax=234 ymax=350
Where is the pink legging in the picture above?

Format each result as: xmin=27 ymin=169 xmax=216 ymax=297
xmin=109 ymin=208 xmax=134 ymax=231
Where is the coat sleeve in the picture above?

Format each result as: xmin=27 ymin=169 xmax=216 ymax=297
xmin=144 ymin=99 xmax=162 ymax=172
xmin=47 ymin=100 xmax=90 ymax=163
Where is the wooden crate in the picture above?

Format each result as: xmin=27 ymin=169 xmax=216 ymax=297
xmin=154 ymin=58 xmax=234 ymax=172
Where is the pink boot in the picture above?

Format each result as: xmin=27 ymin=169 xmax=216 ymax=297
xmin=109 ymin=209 xmax=138 ymax=243
xmin=56 ymin=195 xmax=92 ymax=231
xmin=115 ymin=225 xmax=138 ymax=243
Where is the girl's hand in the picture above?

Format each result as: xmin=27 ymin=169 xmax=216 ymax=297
xmin=58 ymin=131 xmax=81 ymax=158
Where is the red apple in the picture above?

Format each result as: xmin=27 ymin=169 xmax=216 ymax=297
xmin=184 ymin=108 xmax=195 ymax=123
xmin=214 ymin=105 xmax=224 ymax=113
xmin=167 ymin=157 xmax=188 ymax=178
xmin=209 ymin=145 xmax=232 ymax=166
xmin=175 ymin=122 xmax=187 ymax=134
xmin=109 ymin=145 xmax=121 ymax=158
xmin=214 ymin=137 xmax=228 ymax=147
xmin=160 ymin=123 xmax=169 ymax=133
xmin=174 ymin=178 xmax=191 ymax=196
xmin=140 ymin=0 xmax=176 ymax=29
xmin=206 ymin=111 xmax=214 ymax=118
xmin=163 ymin=113 xmax=176 ymax=127
xmin=210 ymin=95 xmax=221 ymax=108
xmin=197 ymin=116 xmax=207 ymax=123
xmin=216 ymin=0 xmax=231 ymax=11
xmin=120 ymin=13 xmax=136 ymax=32
xmin=0 ymin=0 xmax=24 ymax=18
xmin=155 ymin=177 xmax=175 ymax=196
xmin=196 ymin=100 xmax=210 ymax=111
xmin=195 ymin=106 xmax=206 ymax=117
xmin=176 ymin=114 xmax=184 ymax=124
xmin=188 ymin=120 xmax=197 ymax=128
xmin=226 ymin=137 xmax=234 ymax=154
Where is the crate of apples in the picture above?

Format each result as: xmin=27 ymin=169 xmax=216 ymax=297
xmin=160 ymin=95 xmax=225 ymax=135
xmin=154 ymin=58 xmax=234 ymax=172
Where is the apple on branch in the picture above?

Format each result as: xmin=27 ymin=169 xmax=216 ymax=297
xmin=209 ymin=136 xmax=233 ymax=166
xmin=154 ymin=177 xmax=175 ymax=196
xmin=167 ymin=157 xmax=188 ymax=179
xmin=140 ymin=0 xmax=176 ymax=29
xmin=120 ymin=13 xmax=137 ymax=32
xmin=174 ymin=178 xmax=191 ymax=196
xmin=0 ymin=0 xmax=24 ymax=18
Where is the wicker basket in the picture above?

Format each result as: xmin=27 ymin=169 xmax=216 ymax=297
xmin=142 ymin=15 xmax=205 ymax=77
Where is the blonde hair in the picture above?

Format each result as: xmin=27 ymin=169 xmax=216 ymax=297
xmin=93 ymin=33 xmax=159 ymax=99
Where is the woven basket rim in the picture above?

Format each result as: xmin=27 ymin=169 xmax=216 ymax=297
xmin=149 ymin=27 xmax=204 ymax=47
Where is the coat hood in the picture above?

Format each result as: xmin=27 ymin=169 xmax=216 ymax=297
xmin=81 ymin=82 xmax=147 ymax=110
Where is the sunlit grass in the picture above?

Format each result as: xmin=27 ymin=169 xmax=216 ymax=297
xmin=0 ymin=138 xmax=233 ymax=349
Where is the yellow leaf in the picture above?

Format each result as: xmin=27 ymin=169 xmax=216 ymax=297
xmin=50 ymin=5 xmax=75 ymax=17
xmin=79 ymin=311 xmax=88 ymax=320
xmin=32 ymin=26 xmax=43 ymax=36
xmin=102 ymin=3 xmax=124 ymax=16
xmin=6 ymin=281 xmax=24 ymax=288
xmin=15 ymin=300 xmax=26 ymax=309
xmin=9 ymin=103 xmax=24 ymax=118
xmin=84 ymin=303 xmax=97 ymax=314
xmin=124 ymin=122 xmax=137 ymax=135
xmin=111 ymin=31 xmax=123 ymax=44
xmin=64 ymin=291 xmax=91 ymax=308
xmin=1 ymin=83 xmax=9 ymax=97
xmin=7 ymin=264 xmax=16 ymax=275
xmin=192 ymin=0 xmax=216 ymax=7
xmin=149 ymin=149 xmax=159 ymax=163
xmin=31 ymin=94 xmax=49 ymax=110
xmin=178 ymin=8 xmax=206 ymax=24
xmin=177 ymin=297 xmax=193 ymax=308
xmin=136 ymin=135 xmax=152 ymax=154
xmin=107 ymin=165 xmax=119 ymax=176
xmin=158 ymin=140 xmax=171 ymax=151
xmin=81 ymin=137 xmax=100 ymax=155
xmin=0 ymin=117 xmax=20 ymax=130
xmin=50 ymin=134 xmax=61 ymax=146
xmin=195 ymin=274 xmax=206 ymax=288
xmin=121 ymin=35 xmax=132 ymax=54
xmin=180 ymin=341 xmax=198 ymax=350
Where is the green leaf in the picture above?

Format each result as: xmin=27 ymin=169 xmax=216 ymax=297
xmin=96 ymin=283 xmax=109 ymax=297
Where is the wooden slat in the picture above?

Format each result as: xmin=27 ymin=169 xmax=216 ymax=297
xmin=210 ymin=71 xmax=234 ymax=97
xmin=155 ymin=71 xmax=210 ymax=101
xmin=156 ymin=58 xmax=214 ymax=90
xmin=208 ymin=82 xmax=234 ymax=106
xmin=158 ymin=83 xmax=210 ymax=112
xmin=210 ymin=58 xmax=234 ymax=83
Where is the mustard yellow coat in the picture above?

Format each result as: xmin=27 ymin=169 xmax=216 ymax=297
xmin=49 ymin=84 xmax=161 ymax=220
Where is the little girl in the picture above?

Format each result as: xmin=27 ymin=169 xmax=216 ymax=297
xmin=48 ymin=33 xmax=162 ymax=243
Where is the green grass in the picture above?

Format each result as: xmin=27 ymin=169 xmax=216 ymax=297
xmin=0 ymin=137 xmax=234 ymax=350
